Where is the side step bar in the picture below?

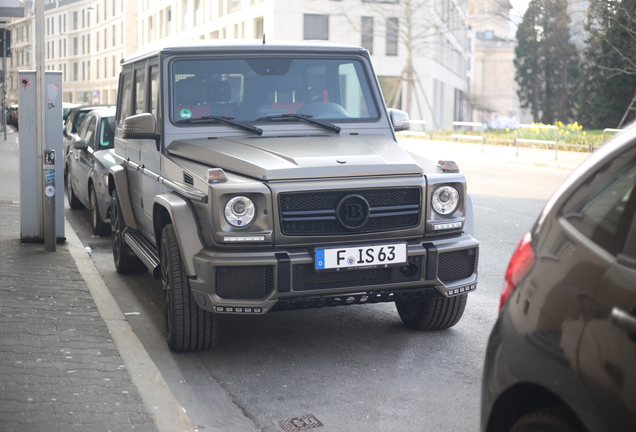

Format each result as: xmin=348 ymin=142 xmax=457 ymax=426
xmin=124 ymin=230 xmax=161 ymax=278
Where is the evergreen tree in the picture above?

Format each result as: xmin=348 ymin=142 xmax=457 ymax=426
xmin=578 ymin=0 xmax=636 ymax=128
xmin=514 ymin=0 xmax=579 ymax=124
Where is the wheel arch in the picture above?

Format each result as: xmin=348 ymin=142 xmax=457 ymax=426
xmin=108 ymin=165 xmax=137 ymax=230
xmin=153 ymin=193 xmax=205 ymax=277
xmin=485 ymin=383 xmax=586 ymax=432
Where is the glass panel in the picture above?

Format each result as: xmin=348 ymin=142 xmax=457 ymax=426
xmin=171 ymin=57 xmax=380 ymax=123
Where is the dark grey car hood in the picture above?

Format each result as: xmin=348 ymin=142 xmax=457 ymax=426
xmin=166 ymin=134 xmax=424 ymax=181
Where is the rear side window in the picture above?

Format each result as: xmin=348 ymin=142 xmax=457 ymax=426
xmin=118 ymin=70 xmax=133 ymax=125
xmin=134 ymin=68 xmax=146 ymax=115
xmin=562 ymin=147 xmax=636 ymax=256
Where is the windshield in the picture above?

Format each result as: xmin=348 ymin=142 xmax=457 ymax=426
xmin=171 ymin=57 xmax=380 ymax=124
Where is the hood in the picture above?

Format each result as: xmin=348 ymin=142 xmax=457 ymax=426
xmin=166 ymin=134 xmax=424 ymax=181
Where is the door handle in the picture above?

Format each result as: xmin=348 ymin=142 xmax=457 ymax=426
xmin=611 ymin=307 xmax=636 ymax=335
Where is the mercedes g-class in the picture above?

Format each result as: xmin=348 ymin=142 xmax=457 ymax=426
xmin=109 ymin=40 xmax=479 ymax=352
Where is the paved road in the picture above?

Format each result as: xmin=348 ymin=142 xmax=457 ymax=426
xmin=65 ymin=139 xmax=574 ymax=431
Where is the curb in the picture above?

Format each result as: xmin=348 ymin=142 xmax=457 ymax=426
xmin=64 ymin=219 xmax=195 ymax=432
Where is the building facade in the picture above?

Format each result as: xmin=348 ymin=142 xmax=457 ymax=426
xmin=7 ymin=0 xmax=472 ymax=129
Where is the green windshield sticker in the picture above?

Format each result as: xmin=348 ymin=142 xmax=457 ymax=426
xmin=180 ymin=108 xmax=192 ymax=119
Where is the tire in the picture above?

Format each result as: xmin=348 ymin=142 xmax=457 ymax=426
xmin=66 ymin=169 xmax=83 ymax=210
xmin=510 ymin=408 xmax=584 ymax=432
xmin=90 ymin=184 xmax=111 ymax=236
xmin=161 ymin=223 xmax=219 ymax=352
xmin=110 ymin=189 xmax=145 ymax=274
xmin=396 ymin=293 xmax=467 ymax=330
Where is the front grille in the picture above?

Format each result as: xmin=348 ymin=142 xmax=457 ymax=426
xmin=216 ymin=266 xmax=274 ymax=299
xmin=438 ymin=248 xmax=477 ymax=283
xmin=292 ymin=256 xmax=421 ymax=291
xmin=279 ymin=188 xmax=421 ymax=236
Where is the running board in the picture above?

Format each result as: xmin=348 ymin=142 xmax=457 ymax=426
xmin=124 ymin=230 xmax=161 ymax=278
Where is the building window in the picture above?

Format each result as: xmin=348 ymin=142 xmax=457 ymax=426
xmin=361 ymin=16 xmax=373 ymax=54
xmin=386 ymin=17 xmax=398 ymax=56
xmin=254 ymin=16 xmax=264 ymax=39
xmin=227 ymin=0 xmax=241 ymax=13
xmin=304 ymin=14 xmax=329 ymax=40
xmin=181 ymin=0 xmax=188 ymax=31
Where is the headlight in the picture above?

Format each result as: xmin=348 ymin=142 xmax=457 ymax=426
xmin=224 ymin=196 xmax=255 ymax=227
xmin=432 ymin=186 xmax=459 ymax=216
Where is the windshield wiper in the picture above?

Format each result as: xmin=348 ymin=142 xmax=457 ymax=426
xmin=256 ymin=113 xmax=341 ymax=134
xmin=177 ymin=116 xmax=263 ymax=135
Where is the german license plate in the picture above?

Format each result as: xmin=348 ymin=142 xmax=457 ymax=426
xmin=315 ymin=243 xmax=407 ymax=270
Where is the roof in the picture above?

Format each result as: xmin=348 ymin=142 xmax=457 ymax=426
xmin=121 ymin=39 xmax=368 ymax=65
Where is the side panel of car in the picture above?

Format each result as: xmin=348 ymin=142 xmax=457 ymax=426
xmin=116 ymin=66 xmax=146 ymax=235
xmin=140 ymin=62 xmax=164 ymax=236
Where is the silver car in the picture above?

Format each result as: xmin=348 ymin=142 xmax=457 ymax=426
xmin=66 ymin=107 xmax=117 ymax=236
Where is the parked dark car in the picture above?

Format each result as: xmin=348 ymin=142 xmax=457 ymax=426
xmin=481 ymin=124 xmax=636 ymax=432
xmin=66 ymin=107 xmax=117 ymax=236
xmin=63 ymin=104 xmax=112 ymax=169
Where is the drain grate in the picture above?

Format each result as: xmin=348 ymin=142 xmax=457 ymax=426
xmin=276 ymin=414 xmax=323 ymax=432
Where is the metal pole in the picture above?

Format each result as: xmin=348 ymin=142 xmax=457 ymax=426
xmin=35 ymin=0 xmax=54 ymax=249
xmin=43 ymin=150 xmax=56 ymax=251
xmin=2 ymin=29 xmax=5 ymax=140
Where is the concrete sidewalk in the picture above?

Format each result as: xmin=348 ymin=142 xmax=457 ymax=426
xmin=0 ymin=129 xmax=192 ymax=432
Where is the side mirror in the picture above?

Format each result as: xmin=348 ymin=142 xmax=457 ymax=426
xmin=387 ymin=108 xmax=410 ymax=132
xmin=122 ymin=113 xmax=160 ymax=141
xmin=72 ymin=138 xmax=88 ymax=150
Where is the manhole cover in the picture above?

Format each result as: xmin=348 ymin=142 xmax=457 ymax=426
xmin=276 ymin=414 xmax=323 ymax=432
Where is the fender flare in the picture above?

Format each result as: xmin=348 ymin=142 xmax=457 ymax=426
xmin=108 ymin=165 xmax=138 ymax=230
xmin=464 ymin=193 xmax=476 ymax=238
xmin=153 ymin=193 xmax=205 ymax=277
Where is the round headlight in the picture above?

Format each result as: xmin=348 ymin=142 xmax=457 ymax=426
xmin=224 ymin=196 xmax=255 ymax=227
xmin=432 ymin=186 xmax=459 ymax=216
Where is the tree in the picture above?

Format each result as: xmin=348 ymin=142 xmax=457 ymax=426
xmin=339 ymin=0 xmax=471 ymax=127
xmin=514 ymin=0 xmax=579 ymax=124
xmin=578 ymin=0 xmax=636 ymax=128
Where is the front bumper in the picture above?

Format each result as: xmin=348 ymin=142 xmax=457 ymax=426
xmin=189 ymin=233 xmax=479 ymax=314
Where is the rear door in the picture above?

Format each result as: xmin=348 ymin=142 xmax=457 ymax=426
xmin=574 ymin=148 xmax=636 ymax=430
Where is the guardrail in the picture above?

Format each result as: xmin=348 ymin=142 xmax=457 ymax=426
xmin=452 ymin=121 xmax=485 ymax=151
xmin=515 ymin=124 xmax=559 ymax=160
xmin=409 ymin=120 xmax=426 ymax=132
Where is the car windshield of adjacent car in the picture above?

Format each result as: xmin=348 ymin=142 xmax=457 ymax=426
xmin=170 ymin=56 xmax=380 ymax=126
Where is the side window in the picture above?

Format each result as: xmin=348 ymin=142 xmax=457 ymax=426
xmin=118 ymin=70 xmax=133 ymax=125
xmin=562 ymin=148 xmax=636 ymax=256
xmin=134 ymin=68 xmax=146 ymax=115
xmin=150 ymin=64 xmax=159 ymax=119
xmin=80 ymin=116 xmax=97 ymax=149
xmin=100 ymin=117 xmax=115 ymax=149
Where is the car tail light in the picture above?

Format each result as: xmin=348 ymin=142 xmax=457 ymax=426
xmin=500 ymin=232 xmax=535 ymax=311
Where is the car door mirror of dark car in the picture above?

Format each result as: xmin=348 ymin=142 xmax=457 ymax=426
xmin=122 ymin=113 xmax=160 ymax=147
xmin=72 ymin=138 xmax=89 ymax=150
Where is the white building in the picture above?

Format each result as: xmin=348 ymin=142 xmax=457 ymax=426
xmin=7 ymin=0 xmax=472 ymax=129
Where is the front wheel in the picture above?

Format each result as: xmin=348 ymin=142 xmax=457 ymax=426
xmin=161 ymin=223 xmax=219 ymax=352
xmin=110 ymin=189 xmax=145 ymax=274
xmin=90 ymin=184 xmax=111 ymax=236
xmin=395 ymin=293 xmax=467 ymax=330
xmin=66 ymin=169 xmax=83 ymax=210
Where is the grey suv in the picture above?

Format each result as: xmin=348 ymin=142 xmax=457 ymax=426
xmin=109 ymin=41 xmax=479 ymax=352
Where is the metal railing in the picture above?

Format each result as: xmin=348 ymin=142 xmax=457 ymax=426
xmin=601 ymin=128 xmax=622 ymax=146
xmin=515 ymin=124 xmax=558 ymax=160
xmin=452 ymin=121 xmax=485 ymax=152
